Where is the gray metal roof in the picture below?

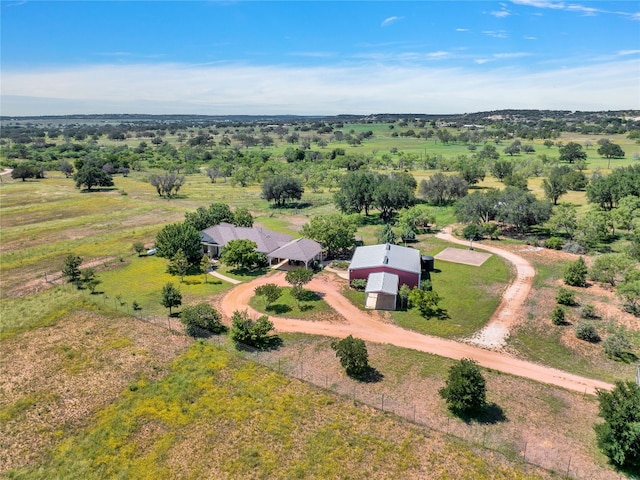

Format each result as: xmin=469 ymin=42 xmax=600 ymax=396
xmin=201 ymin=223 xmax=294 ymax=254
xmin=267 ymin=238 xmax=323 ymax=263
xmin=365 ymin=272 xmax=399 ymax=295
xmin=349 ymin=243 xmax=421 ymax=274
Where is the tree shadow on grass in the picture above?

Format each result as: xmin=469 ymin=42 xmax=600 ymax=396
xmin=348 ymin=366 xmax=384 ymax=383
xmin=299 ymin=304 xmax=314 ymax=312
xmin=229 ymin=266 xmax=268 ymax=277
xmin=456 ymin=403 xmax=507 ymax=425
xmin=267 ymin=304 xmax=292 ymax=315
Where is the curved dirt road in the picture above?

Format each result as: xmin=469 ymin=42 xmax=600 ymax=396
xmin=436 ymin=226 xmax=535 ymax=348
xmin=221 ymin=271 xmax=612 ymax=395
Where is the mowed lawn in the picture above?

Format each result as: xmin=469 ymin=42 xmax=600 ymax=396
xmin=389 ymin=237 xmax=511 ymax=338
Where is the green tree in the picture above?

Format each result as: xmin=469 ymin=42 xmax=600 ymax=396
xmin=254 ymin=283 xmax=283 ymax=310
xmin=220 ymin=239 xmax=266 ymax=270
xmin=589 ymin=253 xmax=635 ymax=287
xmin=494 ymin=187 xmax=552 ymax=234
xmin=459 ymin=160 xmax=486 ymax=185
xmin=378 ymin=223 xmax=396 ymax=244
xmin=597 ymin=142 xmax=625 ymax=159
xmin=334 ymin=170 xmax=379 ymax=215
xmin=455 ymin=189 xmax=500 ymax=225
xmin=62 ymin=254 xmax=83 ymax=284
xmin=559 ymin=142 xmax=587 ymax=164
xmin=439 ymin=358 xmax=487 ymax=415
xmin=490 ymin=159 xmax=514 ymax=180
xmin=595 ymin=381 xmax=640 ymax=470
xmin=616 ymin=276 xmax=640 ymax=316
xmin=155 ymin=222 xmax=202 ymax=264
xmin=167 ymin=248 xmax=190 ymax=282
xmin=564 ymin=257 xmax=588 ymax=287
xmin=161 ymin=282 xmax=182 ymax=315
xmin=184 ymin=203 xmax=233 ymax=230
xmin=418 ymin=173 xmax=468 ymax=206
xmin=149 ymin=171 xmax=185 ymax=198
xmin=233 ymin=207 xmax=254 ymax=227
xmin=408 ymin=288 xmax=442 ymax=318
xmin=74 ymin=163 xmax=114 ymax=191
xmin=547 ymin=203 xmax=578 ymax=239
xmin=300 ymin=214 xmax=357 ymax=257
xmin=542 ymin=168 xmax=568 ymax=205
xmin=200 ymin=254 xmax=211 ymax=283
xmin=59 ymin=160 xmax=74 ymax=178
xmin=551 ymin=306 xmax=566 ymax=325
xmin=262 ymin=175 xmax=304 ymax=207
xmin=462 ymin=224 xmax=482 ymax=241
xmin=180 ymin=303 xmax=224 ymax=337
xmin=330 ymin=335 xmax=370 ymax=376
xmin=398 ymin=284 xmax=411 ymax=310
xmin=229 ymin=309 xmax=276 ymax=349
xmin=285 ymin=268 xmax=314 ymax=289
xmin=133 ymin=242 xmax=145 ymax=256
xmin=375 ymin=175 xmax=416 ymax=220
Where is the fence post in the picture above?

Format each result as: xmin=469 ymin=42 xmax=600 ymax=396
xmin=566 ymin=457 xmax=571 ymax=477
xmin=381 ymin=393 xmax=385 ymax=412
xmin=523 ymin=441 xmax=527 ymax=462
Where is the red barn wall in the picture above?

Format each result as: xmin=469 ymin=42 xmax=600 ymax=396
xmin=349 ymin=266 xmax=420 ymax=289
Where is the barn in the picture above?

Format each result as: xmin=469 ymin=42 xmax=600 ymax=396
xmin=349 ymin=243 xmax=422 ymax=310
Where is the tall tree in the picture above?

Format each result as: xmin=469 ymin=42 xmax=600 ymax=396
xmin=62 ymin=254 xmax=83 ymax=284
xmin=167 ymin=248 xmax=190 ymax=282
xmin=300 ymin=214 xmax=356 ymax=256
xmin=220 ymin=239 xmax=266 ymax=270
xmin=559 ymin=142 xmax=587 ymax=164
xmin=542 ymin=167 xmax=568 ymax=205
xmin=334 ymin=170 xmax=379 ymax=215
xmin=155 ymin=222 xmax=202 ymax=264
xmin=262 ymin=175 xmax=304 ymax=207
xmin=74 ymin=163 xmax=113 ymax=191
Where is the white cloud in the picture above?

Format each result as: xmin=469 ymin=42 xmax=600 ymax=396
xmin=491 ymin=10 xmax=511 ymax=17
xmin=483 ymin=30 xmax=509 ymax=38
xmin=381 ymin=16 xmax=401 ymax=27
xmin=617 ymin=49 xmax=640 ymax=56
xmin=510 ymin=0 xmax=639 ymax=18
xmin=2 ymin=60 xmax=638 ymax=116
xmin=456 ymin=28 xmax=469 ymax=32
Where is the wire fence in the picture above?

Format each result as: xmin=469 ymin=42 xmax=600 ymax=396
xmin=218 ymin=339 xmax=628 ymax=480
xmin=81 ymin=300 xmax=627 ymax=480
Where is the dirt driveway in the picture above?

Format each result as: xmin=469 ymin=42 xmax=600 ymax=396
xmin=436 ymin=226 xmax=535 ymax=348
xmin=221 ymin=271 xmax=612 ymax=395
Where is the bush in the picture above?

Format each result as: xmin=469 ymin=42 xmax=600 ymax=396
xmin=556 ymin=288 xmax=576 ymax=306
xmin=229 ymin=310 xmax=276 ymax=349
xmin=180 ymin=303 xmax=224 ymax=337
xmin=580 ymin=303 xmax=598 ymax=319
xmin=544 ymin=237 xmax=564 ymax=250
xmin=562 ymin=241 xmax=587 ymax=255
xmin=603 ymin=331 xmax=634 ymax=361
xmin=564 ymin=257 xmax=588 ymax=287
xmin=574 ymin=321 xmax=600 ymax=342
xmin=331 ymin=335 xmax=370 ymax=376
xmin=351 ymin=279 xmax=367 ymax=290
xmin=551 ymin=306 xmax=566 ymax=325
xmin=439 ymin=358 xmax=486 ymax=415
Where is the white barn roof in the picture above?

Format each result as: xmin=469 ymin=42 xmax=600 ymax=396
xmin=349 ymin=243 xmax=421 ymax=274
xmin=365 ymin=272 xmax=399 ymax=295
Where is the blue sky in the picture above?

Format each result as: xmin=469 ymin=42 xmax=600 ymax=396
xmin=1 ymin=1 xmax=639 ymax=115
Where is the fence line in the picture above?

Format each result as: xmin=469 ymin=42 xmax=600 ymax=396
xmin=85 ymin=299 xmax=622 ymax=480
xmin=221 ymin=341 xmax=625 ymax=480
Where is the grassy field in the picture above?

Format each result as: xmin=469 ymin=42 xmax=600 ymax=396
xmin=249 ymin=286 xmax=336 ymax=321
xmin=3 ymin=338 xmax=555 ymax=479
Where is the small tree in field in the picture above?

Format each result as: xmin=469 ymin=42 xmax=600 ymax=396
xmin=180 ymin=303 xmax=224 ymax=337
xmin=62 ymin=254 xmax=83 ymax=285
xmin=595 ymin=381 xmax=640 ymax=470
xmin=331 ymin=335 xmax=370 ymax=377
xmin=133 ymin=242 xmax=145 ymax=256
xmin=200 ymin=254 xmax=211 ymax=283
xmin=551 ymin=306 xmax=566 ymax=325
xmin=161 ymin=282 xmax=182 ymax=315
xmin=439 ymin=358 xmax=487 ymax=415
xmin=564 ymin=257 xmax=588 ymax=287
xmin=229 ymin=310 xmax=276 ymax=349
xmin=254 ymin=283 xmax=283 ymax=310
xmin=286 ymin=268 xmax=314 ymax=308
xmin=167 ymin=248 xmax=190 ymax=282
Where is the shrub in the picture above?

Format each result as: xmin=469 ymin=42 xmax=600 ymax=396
xmin=574 ymin=321 xmax=600 ymax=342
xmin=564 ymin=257 xmax=588 ymax=287
xmin=580 ymin=303 xmax=598 ymax=319
xmin=180 ymin=303 xmax=224 ymax=337
xmin=230 ymin=310 xmax=276 ymax=349
xmin=330 ymin=335 xmax=370 ymax=376
xmin=603 ymin=331 xmax=634 ymax=361
xmin=562 ymin=241 xmax=587 ymax=255
xmin=439 ymin=358 xmax=487 ymax=415
xmin=556 ymin=288 xmax=576 ymax=306
xmin=351 ymin=279 xmax=367 ymax=290
xmin=551 ymin=306 xmax=566 ymax=325
xmin=544 ymin=237 xmax=564 ymax=250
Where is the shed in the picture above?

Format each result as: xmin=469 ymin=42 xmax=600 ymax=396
xmin=365 ymin=272 xmax=399 ymax=310
xmin=349 ymin=243 xmax=421 ymax=288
